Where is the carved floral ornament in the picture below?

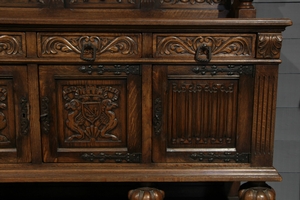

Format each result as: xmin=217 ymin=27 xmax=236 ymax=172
xmin=41 ymin=35 xmax=138 ymax=57
xmin=156 ymin=35 xmax=252 ymax=57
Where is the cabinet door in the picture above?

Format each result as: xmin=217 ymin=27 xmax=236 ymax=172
xmin=39 ymin=64 xmax=142 ymax=163
xmin=152 ymin=65 xmax=254 ymax=163
xmin=0 ymin=65 xmax=30 ymax=163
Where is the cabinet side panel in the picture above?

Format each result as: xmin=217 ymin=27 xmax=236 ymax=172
xmin=251 ymin=65 xmax=278 ymax=167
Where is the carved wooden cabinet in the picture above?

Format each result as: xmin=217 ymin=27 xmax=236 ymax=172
xmin=0 ymin=0 xmax=292 ymax=199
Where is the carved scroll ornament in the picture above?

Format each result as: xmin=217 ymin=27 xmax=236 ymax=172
xmin=63 ymin=85 xmax=120 ymax=141
xmin=42 ymin=35 xmax=138 ymax=57
xmin=257 ymin=33 xmax=282 ymax=59
xmin=156 ymin=35 xmax=252 ymax=57
xmin=0 ymin=35 xmax=23 ymax=56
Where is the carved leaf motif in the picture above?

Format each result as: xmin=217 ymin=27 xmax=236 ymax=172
xmin=257 ymin=34 xmax=282 ymax=59
xmin=42 ymin=35 xmax=138 ymax=56
xmin=157 ymin=36 xmax=251 ymax=57
xmin=0 ymin=35 xmax=22 ymax=56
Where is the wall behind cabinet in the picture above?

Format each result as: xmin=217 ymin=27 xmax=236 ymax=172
xmin=254 ymin=1 xmax=300 ymax=200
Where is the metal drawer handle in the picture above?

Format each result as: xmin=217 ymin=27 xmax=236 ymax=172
xmin=80 ymin=42 xmax=97 ymax=62
xmin=195 ymin=44 xmax=212 ymax=63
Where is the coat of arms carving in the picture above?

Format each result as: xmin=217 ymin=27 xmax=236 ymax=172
xmin=63 ymin=85 xmax=120 ymax=142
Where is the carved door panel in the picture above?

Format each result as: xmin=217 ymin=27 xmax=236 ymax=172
xmin=0 ymin=65 xmax=31 ymax=163
xmin=152 ymin=65 xmax=254 ymax=163
xmin=39 ymin=64 xmax=142 ymax=163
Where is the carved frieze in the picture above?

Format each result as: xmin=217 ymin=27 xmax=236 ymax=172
xmin=0 ymin=87 xmax=8 ymax=142
xmin=40 ymin=34 xmax=139 ymax=58
xmin=81 ymin=152 xmax=141 ymax=163
xmin=156 ymin=34 xmax=254 ymax=58
xmin=0 ymin=34 xmax=24 ymax=56
xmin=63 ymin=85 xmax=120 ymax=141
xmin=257 ymin=33 xmax=282 ymax=59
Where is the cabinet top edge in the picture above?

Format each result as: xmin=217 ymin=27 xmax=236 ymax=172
xmin=0 ymin=8 xmax=293 ymax=29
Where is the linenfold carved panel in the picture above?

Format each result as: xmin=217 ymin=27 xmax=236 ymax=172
xmin=38 ymin=33 xmax=140 ymax=58
xmin=0 ymin=33 xmax=25 ymax=57
xmin=168 ymin=80 xmax=238 ymax=148
xmin=154 ymin=34 xmax=255 ymax=59
xmin=257 ymin=33 xmax=282 ymax=59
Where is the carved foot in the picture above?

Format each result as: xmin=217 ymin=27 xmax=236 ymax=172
xmin=239 ymin=182 xmax=276 ymax=200
xmin=128 ymin=187 xmax=165 ymax=200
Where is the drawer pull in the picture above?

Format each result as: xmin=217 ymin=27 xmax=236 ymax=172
xmin=195 ymin=44 xmax=212 ymax=63
xmin=80 ymin=42 xmax=97 ymax=62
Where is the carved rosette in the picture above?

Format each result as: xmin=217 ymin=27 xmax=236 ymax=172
xmin=63 ymin=85 xmax=120 ymax=141
xmin=41 ymin=35 xmax=138 ymax=57
xmin=0 ymin=87 xmax=8 ymax=142
xmin=156 ymin=35 xmax=252 ymax=58
xmin=0 ymin=35 xmax=23 ymax=56
xmin=257 ymin=33 xmax=282 ymax=59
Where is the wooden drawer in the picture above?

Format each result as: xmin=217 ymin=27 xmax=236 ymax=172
xmin=37 ymin=33 xmax=141 ymax=61
xmin=153 ymin=33 xmax=256 ymax=61
xmin=0 ymin=32 xmax=26 ymax=58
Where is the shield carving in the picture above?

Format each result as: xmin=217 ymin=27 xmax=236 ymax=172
xmin=82 ymin=102 xmax=101 ymax=124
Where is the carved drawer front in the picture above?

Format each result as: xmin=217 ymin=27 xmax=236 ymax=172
xmin=154 ymin=33 xmax=256 ymax=61
xmin=37 ymin=33 xmax=141 ymax=61
xmin=152 ymin=64 xmax=254 ymax=163
xmin=39 ymin=64 xmax=142 ymax=163
xmin=65 ymin=0 xmax=140 ymax=9
xmin=0 ymin=32 xmax=26 ymax=58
